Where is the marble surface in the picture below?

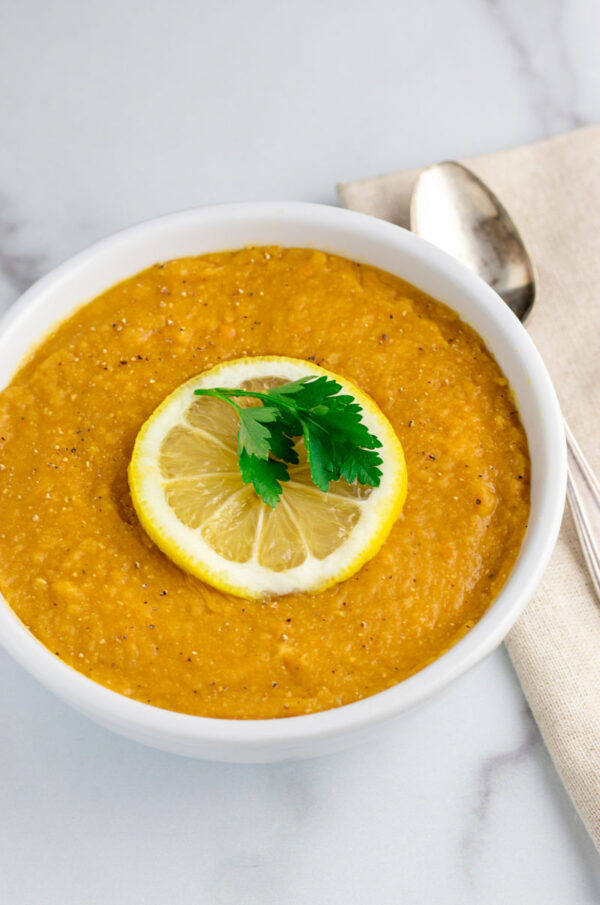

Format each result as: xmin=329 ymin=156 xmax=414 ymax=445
xmin=0 ymin=0 xmax=599 ymax=901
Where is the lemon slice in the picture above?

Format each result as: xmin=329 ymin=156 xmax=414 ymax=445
xmin=129 ymin=356 xmax=407 ymax=598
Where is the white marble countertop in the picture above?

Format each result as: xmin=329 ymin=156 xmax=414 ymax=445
xmin=1 ymin=1 xmax=599 ymax=901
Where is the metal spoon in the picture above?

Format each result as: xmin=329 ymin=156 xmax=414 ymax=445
xmin=410 ymin=161 xmax=600 ymax=599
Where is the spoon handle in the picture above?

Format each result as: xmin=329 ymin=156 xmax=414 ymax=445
xmin=565 ymin=422 xmax=600 ymax=600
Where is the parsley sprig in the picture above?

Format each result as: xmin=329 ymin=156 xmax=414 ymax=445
xmin=194 ymin=375 xmax=383 ymax=507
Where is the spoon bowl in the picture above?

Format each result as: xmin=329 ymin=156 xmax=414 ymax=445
xmin=410 ymin=161 xmax=536 ymax=322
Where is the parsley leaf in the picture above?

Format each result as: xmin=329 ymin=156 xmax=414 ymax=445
xmin=237 ymin=404 xmax=279 ymax=459
xmin=194 ymin=374 xmax=384 ymax=507
xmin=238 ymin=450 xmax=290 ymax=508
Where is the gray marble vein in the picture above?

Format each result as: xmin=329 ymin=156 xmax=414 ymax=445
xmin=461 ymin=704 xmax=540 ymax=880
xmin=481 ymin=0 xmax=585 ymax=135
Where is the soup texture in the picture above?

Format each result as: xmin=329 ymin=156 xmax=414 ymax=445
xmin=0 ymin=247 xmax=530 ymax=718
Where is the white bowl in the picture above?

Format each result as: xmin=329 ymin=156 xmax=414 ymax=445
xmin=0 ymin=202 xmax=565 ymax=762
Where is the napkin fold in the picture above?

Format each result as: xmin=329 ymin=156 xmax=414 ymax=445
xmin=338 ymin=126 xmax=600 ymax=850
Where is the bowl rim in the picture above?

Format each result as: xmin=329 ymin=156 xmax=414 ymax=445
xmin=0 ymin=201 xmax=566 ymax=749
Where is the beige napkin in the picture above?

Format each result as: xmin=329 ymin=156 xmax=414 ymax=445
xmin=339 ymin=126 xmax=600 ymax=850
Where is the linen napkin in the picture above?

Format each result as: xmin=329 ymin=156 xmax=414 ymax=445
xmin=338 ymin=125 xmax=600 ymax=850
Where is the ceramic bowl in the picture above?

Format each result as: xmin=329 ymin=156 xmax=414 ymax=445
xmin=0 ymin=202 xmax=566 ymax=761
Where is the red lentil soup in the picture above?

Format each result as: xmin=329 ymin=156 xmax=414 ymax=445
xmin=0 ymin=247 xmax=530 ymax=718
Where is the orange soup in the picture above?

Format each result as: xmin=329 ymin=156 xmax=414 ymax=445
xmin=0 ymin=247 xmax=530 ymax=718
